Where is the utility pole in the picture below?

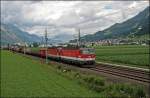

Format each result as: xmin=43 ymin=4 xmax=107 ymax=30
xmin=41 ymin=36 xmax=43 ymax=47
xmin=77 ymin=29 xmax=80 ymax=47
xmin=7 ymin=43 xmax=10 ymax=50
xmin=24 ymin=42 xmax=26 ymax=55
xmin=45 ymin=28 xmax=48 ymax=64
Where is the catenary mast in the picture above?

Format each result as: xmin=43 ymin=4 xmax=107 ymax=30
xmin=45 ymin=28 xmax=48 ymax=64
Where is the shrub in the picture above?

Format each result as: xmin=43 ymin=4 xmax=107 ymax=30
xmin=105 ymin=84 xmax=146 ymax=98
xmin=83 ymin=75 xmax=105 ymax=86
xmin=74 ymin=72 xmax=80 ymax=78
xmin=82 ymin=75 xmax=105 ymax=92
xmin=105 ymin=91 xmax=128 ymax=98
xmin=56 ymin=65 xmax=62 ymax=70
xmin=134 ymin=86 xmax=146 ymax=98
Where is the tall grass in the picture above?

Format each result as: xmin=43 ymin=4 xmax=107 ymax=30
xmin=91 ymin=45 xmax=149 ymax=68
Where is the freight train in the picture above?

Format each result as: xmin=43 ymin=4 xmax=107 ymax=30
xmin=10 ymin=45 xmax=96 ymax=67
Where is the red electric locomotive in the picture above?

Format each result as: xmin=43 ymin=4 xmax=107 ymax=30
xmin=40 ymin=47 xmax=96 ymax=66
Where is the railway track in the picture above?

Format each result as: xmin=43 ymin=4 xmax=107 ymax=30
xmin=90 ymin=64 xmax=150 ymax=84
xmin=11 ymin=50 xmax=150 ymax=84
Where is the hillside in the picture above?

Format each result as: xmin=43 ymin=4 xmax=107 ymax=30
xmin=79 ymin=7 xmax=149 ymax=42
xmin=0 ymin=23 xmax=41 ymax=45
xmin=52 ymin=33 xmax=74 ymax=43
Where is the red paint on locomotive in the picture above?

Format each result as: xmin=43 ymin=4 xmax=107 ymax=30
xmin=40 ymin=48 xmax=46 ymax=58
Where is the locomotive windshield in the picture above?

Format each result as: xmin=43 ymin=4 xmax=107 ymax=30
xmin=80 ymin=48 xmax=95 ymax=54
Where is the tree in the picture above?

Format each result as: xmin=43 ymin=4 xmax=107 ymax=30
xmin=32 ymin=42 xmax=39 ymax=47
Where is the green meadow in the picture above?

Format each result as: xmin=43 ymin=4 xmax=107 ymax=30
xmin=92 ymin=45 xmax=149 ymax=68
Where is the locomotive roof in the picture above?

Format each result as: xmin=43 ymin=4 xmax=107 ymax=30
xmin=40 ymin=45 xmax=94 ymax=50
xmin=40 ymin=44 xmax=91 ymax=49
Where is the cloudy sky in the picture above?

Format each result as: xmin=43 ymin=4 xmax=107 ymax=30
xmin=1 ymin=1 xmax=149 ymax=40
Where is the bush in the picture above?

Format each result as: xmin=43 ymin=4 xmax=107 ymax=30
xmin=134 ymin=86 xmax=146 ymax=98
xmin=105 ymin=84 xmax=146 ymax=98
xmin=74 ymin=72 xmax=80 ymax=78
xmin=83 ymin=75 xmax=105 ymax=86
xmin=82 ymin=75 xmax=105 ymax=92
xmin=106 ymin=91 xmax=129 ymax=98
xmin=56 ymin=65 xmax=62 ymax=70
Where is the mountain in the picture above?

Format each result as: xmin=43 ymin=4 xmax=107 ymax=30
xmin=1 ymin=23 xmax=41 ymax=45
xmin=52 ymin=33 xmax=74 ymax=43
xmin=79 ymin=7 xmax=149 ymax=42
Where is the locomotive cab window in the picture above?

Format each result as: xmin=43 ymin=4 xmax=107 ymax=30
xmin=80 ymin=48 xmax=95 ymax=54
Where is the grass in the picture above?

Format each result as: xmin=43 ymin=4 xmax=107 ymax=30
xmin=0 ymin=50 xmax=99 ymax=97
xmin=30 ymin=47 xmax=41 ymax=53
xmin=1 ymin=50 xmax=147 ymax=98
xmin=91 ymin=45 xmax=149 ymax=68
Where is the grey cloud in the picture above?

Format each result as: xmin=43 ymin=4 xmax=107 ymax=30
xmin=1 ymin=1 xmax=149 ymax=41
